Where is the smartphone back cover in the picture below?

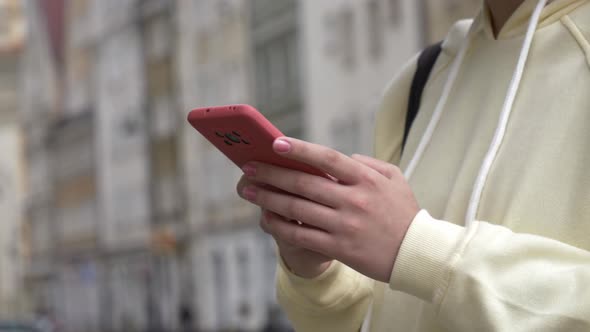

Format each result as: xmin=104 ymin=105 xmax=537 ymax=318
xmin=187 ymin=104 xmax=325 ymax=177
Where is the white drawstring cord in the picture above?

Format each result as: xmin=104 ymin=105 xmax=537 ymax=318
xmin=465 ymin=0 xmax=547 ymax=226
xmin=403 ymin=21 xmax=479 ymax=180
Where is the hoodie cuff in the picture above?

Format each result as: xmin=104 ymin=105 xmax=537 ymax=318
xmin=277 ymin=257 xmax=365 ymax=314
xmin=389 ymin=210 xmax=465 ymax=303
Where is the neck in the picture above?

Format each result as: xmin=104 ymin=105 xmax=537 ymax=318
xmin=486 ymin=0 xmax=526 ymax=36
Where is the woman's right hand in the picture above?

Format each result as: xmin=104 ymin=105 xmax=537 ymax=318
xmin=237 ymin=175 xmax=333 ymax=279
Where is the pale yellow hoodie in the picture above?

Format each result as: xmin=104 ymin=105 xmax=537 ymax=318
xmin=276 ymin=0 xmax=590 ymax=331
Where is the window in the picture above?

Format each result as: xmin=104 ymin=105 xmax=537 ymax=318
xmin=216 ymin=0 xmax=238 ymax=24
xmin=71 ymin=0 xmax=91 ymax=19
xmin=388 ymin=0 xmax=402 ymax=26
xmin=201 ymin=147 xmax=235 ymax=205
xmin=341 ymin=9 xmax=356 ymax=69
xmin=251 ymin=0 xmax=302 ymax=134
xmin=367 ymin=0 xmax=384 ymax=60
xmin=212 ymin=250 xmax=230 ymax=330
xmin=66 ymin=46 xmax=94 ymax=113
xmin=141 ymin=8 xmax=181 ymax=223
xmin=236 ymin=247 xmax=250 ymax=289
xmin=254 ymin=53 xmax=269 ymax=110
xmin=151 ymin=136 xmax=180 ymax=220
xmin=28 ymin=201 xmax=52 ymax=254
xmin=150 ymin=95 xmax=175 ymax=138
xmin=69 ymin=0 xmax=97 ymax=46
xmin=236 ymin=246 xmax=252 ymax=319
xmin=0 ymin=9 xmax=7 ymax=35
xmin=252 ymin=0 xmax=296 ymax=23
xmin=146 ymin=58 xmax=173 ymax=98
xmin=324 ymin=7 xmax=356 ymax=70
xmin=267 ymin=39 xmax=290 ymax=105
xmin=144 ymin=14 xmax=172 ymax=62
xmin=254 ymin=32 xmax=300 ymax=115
xmin=445 ymin=0 xmax=463 ymax=14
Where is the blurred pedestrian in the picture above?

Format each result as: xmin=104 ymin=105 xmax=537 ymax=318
xmin=178 ymin=304 xmax=193 ymax=332
xmin=261 ymin=307 xmax=291 ymax=332
xmin=34 ymin=308 xmax=58 ymax=332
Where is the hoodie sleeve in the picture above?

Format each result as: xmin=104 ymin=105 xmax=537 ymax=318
xmin=390 ymin=210 xmax=590 ymax=331
xmin=276 ymin=56 xmax=419 ymax=332
xmin=276 ymin=259 xmax=374 ymax=332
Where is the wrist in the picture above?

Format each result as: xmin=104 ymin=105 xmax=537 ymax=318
xmin=280 ymin=250 xmax=333 ymax=279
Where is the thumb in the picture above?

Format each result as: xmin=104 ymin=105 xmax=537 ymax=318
xmin=351 ymin=154 xmax=400 ymax=179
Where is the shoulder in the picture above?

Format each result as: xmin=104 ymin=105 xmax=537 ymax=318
xmin=374 ymin=53 xmax=418 ymax=164
xmin=374 ymin=19 xmax=474 ymax=163
xmin=566 ymin=0 xmax=590 ymax=24
xmin=441 ymin=19 xmax=473 ymax=57
xmin=564 ymin=1 xmax=590 ymax=63
xmin=379 ymin=18 xmax=474 ymax=109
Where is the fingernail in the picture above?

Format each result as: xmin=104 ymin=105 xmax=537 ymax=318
xmin=243 ymin=186 xmax=257 ymax=201
xmin=273 ymin=138 xmax=291 ymax=153
xmin=242 ymin=163 xmax=257 ymax=177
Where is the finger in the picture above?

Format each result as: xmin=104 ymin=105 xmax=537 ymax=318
xmin=262 ymin=210 xmax=334 ymax=255
xmin=243 ymin=162 xmax=345 ymax=208
xmin=273 ymin=137 xmax=364 ymax=184
xmin=259 ymin=209 xmax=273 ymax=234
xmin=237 ymin=175 xmax=279 ymax=200
xmin=259 ymin=210 xmax=298 ymax=234
xmin=350 ymin=154 xmax=399 ymax=179
xmin=236 ymin=175 xmax=252 ymax=198
xmin=243 ymin=184 xmax=339 ymax=232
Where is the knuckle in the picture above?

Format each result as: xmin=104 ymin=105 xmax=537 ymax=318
xmin=292 ymin=175 xmax=309 ymax=193
xmin=285 ymin=199 xmax=301 ymax=219
xmin=254 ymin=189 xmax=268 ymax=206
xmin=349 ymin=194 xmax=370 ymax=211
xmin=259 ymin=210 xmax=274 ymax=233
xmin=324 ymin=149 xmax=341 ymax=165
xmin=341 ymin=217 xmax=362 ymax=235
xmin=255 ymin=163 xmax=271 ymax=181
xmin=291 ymin=227 xmax=310 ymax=247
xmin=388 ymin=164 xmax=402 ymax=178
xmin=361 ymin=170 xmax=380 ymax=186
xmin=293 ymin=141 xmax=307 ymax=156
xmin=344 ymin=241 xmax=364 ymax=264
xmin=332 ymin=236 xmax=355 ymax=261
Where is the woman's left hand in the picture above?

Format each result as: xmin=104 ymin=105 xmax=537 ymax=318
xmin=239 ymin=137 xmax=420 ymax=283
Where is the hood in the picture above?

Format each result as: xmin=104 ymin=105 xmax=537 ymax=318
xmin=403 ymin=0 xmax=560 ymax=226
xmin=480 ymin=0 xmax=588 ymax=39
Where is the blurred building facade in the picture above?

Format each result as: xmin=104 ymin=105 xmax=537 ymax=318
xmin=177 ymin=1 xmax=273 ymax=330
xmin=0 ymin=0 xmax=26 ymax=318
xmin=20 ymin=0 xmax=61 ymax=323
xmin=95 ymin=1 xmax=153 ymax=331
xmin=18 ymin=0 xmax=481 ymax=331
xmin=298 ymin=0 xmax=421 ymax=152
xmin=52 ymin=1 xmax=100 ymax=330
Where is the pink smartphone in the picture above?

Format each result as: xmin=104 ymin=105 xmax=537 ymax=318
xmin=187 ymin=104 xmax=326 ymax=177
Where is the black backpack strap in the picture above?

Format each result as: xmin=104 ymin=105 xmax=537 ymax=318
xmin=403 ymin=41 xmax=443 ymax=152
